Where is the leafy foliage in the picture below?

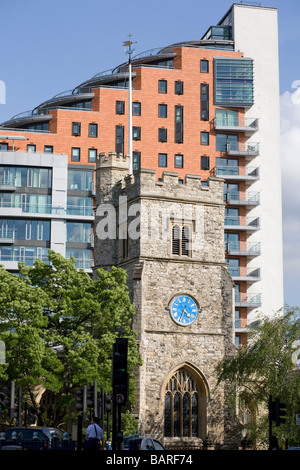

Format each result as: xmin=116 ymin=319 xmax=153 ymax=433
xmin=215 ymin=306 xmax=300 ymax=448
xmin=0 ymin=250 xmax=141 ymax=427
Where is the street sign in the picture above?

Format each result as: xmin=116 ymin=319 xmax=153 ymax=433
xmin=116 ymin=393 xmax=125 ymax=405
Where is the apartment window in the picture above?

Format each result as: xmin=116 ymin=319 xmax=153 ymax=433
xmin=0 ymin=143 xmax=8 ymax=150
xmin=216 ymin=133 xmax=239 ymax=152
xmin=44 ymin=145 xmax=53 ymax=153
xmin=116 ymin=100 xmax=125 ymax=114
xmin=71 ymin=147 xmax=81 ymax=162
xmin=133 ymin=126 xmax=141 ymax=140
xmin=67 ymin=196 xmax=93 ymax=216
xmin=67 ymin=222 xmax=92 ymax=243
xmin=200 ymin=84 xmax=209 ymax=121
xmin=201 ymin=156 xmax=210 ymax=171
xmin=89 ymin=123 xmax=98 ymax=137
xmin=132 ymin=102 xmax=141 ymax=116
xmin=72 ymin=122 xmax=81 ymax=136
xmin=159 ymin=104 xmax=167 ymax=118
xmin=214 ymin=58 xmax=254 ymax=107
xmin=27 ymin=144 xmax=36 ymax=153
xmin=200 ymin=60 xmax=209 ymax=73
xmin=172 ymin=223 xmax=191 ymax=257
xmin=225 ymin=207 xmax=239 ymax=226
xmin=175 ymin=154 xmax=183 ymax=168
xmin=115 ymin=125 xmax=124 ymax=155
xmin=133 ymin=151 xmax=141 ymax=171
xmin=66 ymin=248 xmax=92 ymax=270
xmin=175 ymin=105 xmax=183 ymax=143
xmin=158 ymin=80 xmax=167 ymax=93
xmin=68 ymin=169 xmax=93 ymax=191
xmin=175 ymin=81 xmax=184 ymax=95
xmin=158 ymin=128 xmax=167 ymax=142
xmin=158 ymin=153 xmax=167 ymax=167
xmin=200 ymin=132 xmax=209 ymax=145
xmin=88 ymin=148 xmax=97 ymax=163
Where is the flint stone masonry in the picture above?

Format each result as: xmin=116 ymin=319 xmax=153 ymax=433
xmin=94 ymin=153 xmax=236 ymax=447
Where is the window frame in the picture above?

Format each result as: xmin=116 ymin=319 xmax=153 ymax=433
xmin=71 ymin=147 xmax=81 ymax=162
xmin=201 ymin=155 xmax=210 ymax=171
xmin=158 ymin=80 xmax=168 ymax=94
xmin=200 ymin=60 xmax=209 ymax=73
xmin=174 ymin=154 xmax=184 ymax=169
xmin=116 ymin=100 xmax=125 ymax=115
xmin=132 ymin=102 xmax=141 ymax=116
xmin=72 ymin=122 xmax=81 ymax=136
xmin=200 ymin=132 xmax=209 ymax=146
xmin=175 ymin=81 xmax=184 ymax=95
xmin=132 ymin=126 xmax=141 ymax=141
xmin=158 ymin=153 xmax=167 ymax=167
xmin=158 ymin=104 xmax=168 ymax=118
xmin=88 ymin=148 xmax=97 ymax=163
xmin=158 ymin=128 xmax=167 ymax=142
xmin=88 ymin=123 xmax=98 ymax=138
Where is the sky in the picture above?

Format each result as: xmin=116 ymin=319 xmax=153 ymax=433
xmin=0 ymin=0 xmax=299 ymax=308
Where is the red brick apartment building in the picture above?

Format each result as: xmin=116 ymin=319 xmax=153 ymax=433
xmin=0 ymin=3 xmax=284 ymax=347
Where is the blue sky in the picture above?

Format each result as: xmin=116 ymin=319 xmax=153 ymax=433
xmin=0 ymin=0 xmax=299 ymax=308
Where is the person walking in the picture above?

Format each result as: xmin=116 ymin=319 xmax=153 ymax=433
xmin=84 ymin=417 xmax=104 ymax=451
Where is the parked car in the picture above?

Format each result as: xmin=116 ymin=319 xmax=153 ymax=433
xmin=4 ymin=427 xmax=50 ymax=450
xmin=127 ymin=436 xmax=165 ymax=451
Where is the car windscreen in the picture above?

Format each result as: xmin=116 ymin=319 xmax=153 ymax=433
xmin=5 ymin=429 xmax=46 ymax=441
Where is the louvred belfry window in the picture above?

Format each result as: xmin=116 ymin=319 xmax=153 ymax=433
xmin=171 ymin=223 xmax=191 ymax=257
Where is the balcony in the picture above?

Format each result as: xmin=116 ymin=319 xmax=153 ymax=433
xmin=0 ymin=228 xmax=16 ymax=244
xmin=235 ymin=293 xmax=261 ymax=308
xmin=224 ymin=216 xmax=260 ymax=231
xmin=226 ymin=241 xmax=261 ymax=257
xmin=0 ymin=202 xmax=95 ymax=220
xmin=228 ymin=266 xmax=261 ymax=283
xmin=215 ymin=165 xmax=259 ymax=181
xmin=226 ymin=142 xmax=259 ymax=157
xmin=214 ymin=116 xmax=258 ymax=134
xmin=224 ymin=191 xmax=260 ymax=206
xmin=0 ymin=176 xmax=16 ymax=191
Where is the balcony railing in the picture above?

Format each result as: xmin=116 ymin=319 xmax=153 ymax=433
xmin=0 ymin=202 xmax=95 ymax=217
xmin=0 ymin=228 xmax=16 ymax=243
xmin=214 ymin=116 xmax=258 ymax=132
xmin=224 ymin=191 xmax=260 ymax=206
xmin=0 ymin=254 xmax=49 ymax=266
xmin=0 ymin=176 xmax=16 ymax=189
xmin=226 ymin=241 xmax=261 ymax=257
xmin=227 ymin=142 xmax=259 ymax=156
xmin=228 ymin=266 xmax=261 ymax=281
xmin=215 ymin=166 xmax=259 ymax=180
xmin=224 ymin=216 xmax=260 ymax=230
xmin=235 ymin=293 xmax=261 ymax=308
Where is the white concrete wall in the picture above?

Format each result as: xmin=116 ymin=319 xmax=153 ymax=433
xmin=231 ymin=5 xmax=284 ymax=318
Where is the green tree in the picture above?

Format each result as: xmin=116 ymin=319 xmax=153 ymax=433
xmin=215 ymin=307 xmax=300 ymax=449
xmin=0 ymin=250 xmax=140 ymax=426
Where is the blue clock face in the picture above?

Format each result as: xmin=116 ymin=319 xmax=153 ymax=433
xmin=170 ymin=295 xmax=198 ymax=326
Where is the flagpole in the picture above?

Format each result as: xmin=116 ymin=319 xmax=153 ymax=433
xmin=123 ymin=34 xmax=136 ymax=175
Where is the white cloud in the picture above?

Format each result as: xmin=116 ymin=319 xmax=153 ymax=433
xmin=280 ymin=90 xmax=300 ymax=306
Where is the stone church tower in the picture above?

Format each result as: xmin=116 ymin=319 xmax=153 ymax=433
xmin=94 ymin=152 xmax=236 ymax=448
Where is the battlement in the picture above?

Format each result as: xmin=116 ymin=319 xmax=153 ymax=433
xmin=117 ymin=169 xmax=224 ymax=205
xmin=97 ymin=151 xmax=129 ymax=170
xmin=96 ymin=152 xmax=225 ymax=205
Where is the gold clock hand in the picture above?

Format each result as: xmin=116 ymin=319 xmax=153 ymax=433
xmin=179 ymin=309 xmax=187 ymax=321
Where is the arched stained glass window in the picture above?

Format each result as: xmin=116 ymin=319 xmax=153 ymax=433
xmin=164 ymin=368 xmax=201 ymax=438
